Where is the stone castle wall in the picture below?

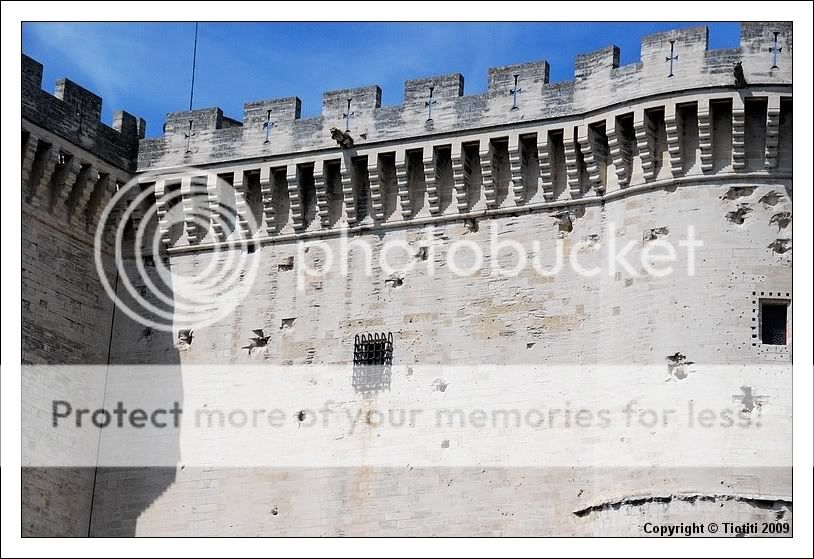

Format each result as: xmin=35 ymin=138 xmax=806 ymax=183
xmin=89 ymin=177 xmax=792 ymax=535
xmin=21 ymin=54 xmax=147 ymax=536
xmin=21 ymin=21 xmax=793 ymax=536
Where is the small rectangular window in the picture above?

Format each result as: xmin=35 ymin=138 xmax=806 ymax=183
xmin=760 ymin=300 xmax=788 ymax=345
xmin=353 ymin=332 xmax=393 ymax=366
xmin=352 ymin=332 xmax=393 ymax=394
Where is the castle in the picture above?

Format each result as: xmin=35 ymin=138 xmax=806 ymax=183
xmin=22 ymin=22 xmax=793 ymax=536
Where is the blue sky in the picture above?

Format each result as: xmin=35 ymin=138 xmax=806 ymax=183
xmin=22 ymin=22 xmax=741 ymax=138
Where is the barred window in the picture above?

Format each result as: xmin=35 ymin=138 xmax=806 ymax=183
xmin=352 ymin=332 xmax=393 ymax=394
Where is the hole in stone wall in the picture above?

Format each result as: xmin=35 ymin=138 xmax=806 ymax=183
xmin=215 ymin=172 xmax=238 ymax=238
xmin=272 ymin=168 xmax=290 ymax=234
xmin=278 ymin=256 xmax=294 ymax=271
xmin=185 ymin=175 xmax=210 ymax=243
xmin=552 ymin=210 xmax=574 ymax=235
xmin=645 ymin=108 xmax=667 ymax=179
xmin=244 ymin=170 xmax=263 ymax=237
xmin=769 ymin=212 xmax=791 ymax=230
xmin=583 ymin=234 xmax=600 ymax=250
xmin=760 ymin=300 xmax=788 ymax=345
xmin=574 ymin=132 xmax=589 ymax=194
xmin=520 ymin=134 xmax=539 ymax=204
xmin=759 ymin=190 xmax=783 ymax=206
xmin=84 ymin=172 xmax=109 ymax=229
xmin=548 ymin=130 xmax=567 ymax=199
xmin=66 ymin=163 xmax=93 ymax=219
xmin=778 ymin=98 xmax=793 ymax=170
xmin=767 ymin=239 xmax=791 ymax=255
xmin=721 ymin=186 xmax=755 ymax=200
xmin=589 ymin=123 xmax=609 ymax=190
xmin=298 ymin=164 xmax=316 ymax=229
xmin=725 ymin=205 xmax=752 ymax=225
xmin=643 ymin=226 xmax=669 ymax=241
xmin=435 ymin=146 xmax=454 ymax=213
xmin=353 ymin=156 xmax=371 ymax=223
xmin=48 ymin=151 xmax=74 ymax=212
xmin=744 ymin=98 xmax=768 ymax=169
xmin=711 ymin=99 xmax=733 ymax=172
xmin=22 ymin=130 xmax=30 ymax=163
xmin=177 ymin=329 xmax=193 ymax=345
xmin=406 ymin=149 xmax=426 ymax=216
xmin=324 ymin=160 xmax=343 ymax=227
xmin=462 ymin=143 xmax=481 ymax=209
xmin=666 ymin=352 xmax=694 ymax=380
xmin=378 ymin=153 xmax=399 ymax=220
xmin=138 ymin=327 xmax=153 ymax=342
xmin=677 ymin=103 xmax=697 ymax=174
xmin=27 ymin=140 xmax=52 ymax=203
xmin=432 ymin=379 xmax=449 ymax=392
xmin=243 ymin=329 xmax=270 ymax=354
xmin=491 ymin=138 xmax=510 ymax=208
xmin=164 ymin=180 xmax=184 ymax=246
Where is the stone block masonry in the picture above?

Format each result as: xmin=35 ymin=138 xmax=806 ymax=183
xmin=21 ymin=21 xmax=793 ymax=536
xmin=21 ymin=52 xmax=149 ymax=537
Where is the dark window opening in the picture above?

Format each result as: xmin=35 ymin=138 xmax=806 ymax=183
xmin=352 ymin=332 xmax=393 ymax=394
xmin=353 ymin=332 xmax=393 ymax=366
xmin=760 ymin=300 xmax=788 ymax=345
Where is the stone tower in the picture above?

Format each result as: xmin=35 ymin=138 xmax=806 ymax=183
xmin=22 ymin=22 xmax=793 ymax=536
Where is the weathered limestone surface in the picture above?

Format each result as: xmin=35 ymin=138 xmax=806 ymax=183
xmin=90 ymin=178 xmax=793 ymax=535
xmin=20 ymin=55 xmax=152 ymax=537
xmin=21 ymin=21 xmax=793 ymax=537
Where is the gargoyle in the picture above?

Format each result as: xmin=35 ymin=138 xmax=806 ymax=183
xmin=330 ymin=127 xmax=354 ymax=149
xmin=733 ymin=61 xmax=747 ymax=88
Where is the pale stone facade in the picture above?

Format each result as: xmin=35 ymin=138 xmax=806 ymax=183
xmin=22 ymin=22 xmax=793 ymax=536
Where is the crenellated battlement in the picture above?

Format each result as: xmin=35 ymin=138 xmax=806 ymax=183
xmin=20 ymin=23 xmax=793 ymax=250
xmin=139 ymin=22 xmax=791 ymax=171
xmin=21 ymin=54 xmax=146 ymax=236
xmin=22 ymin=54 xmax=146 ymax=172
xmin=127 ymin=23 xmax=793 ymax=253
